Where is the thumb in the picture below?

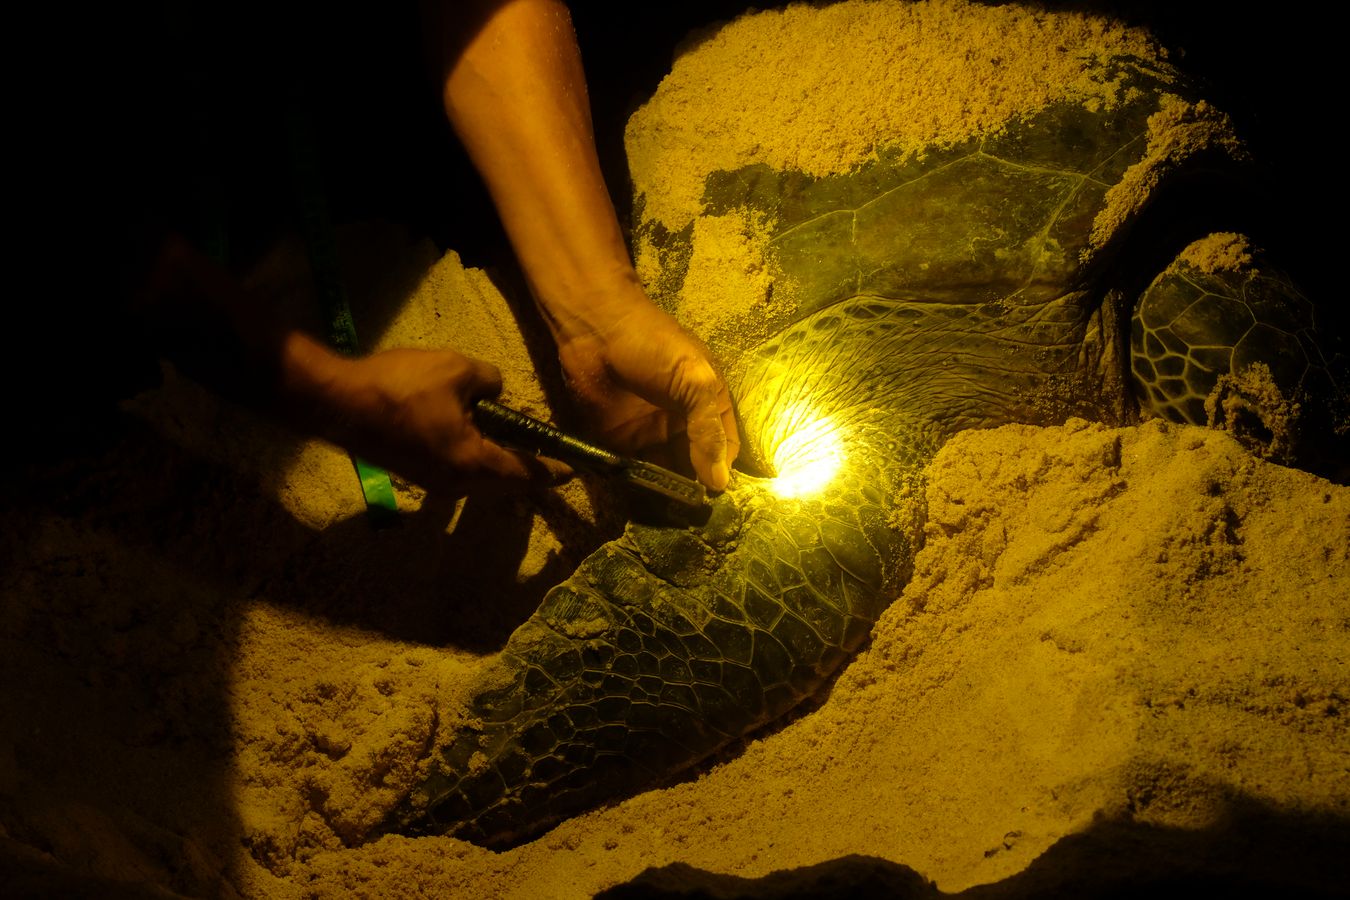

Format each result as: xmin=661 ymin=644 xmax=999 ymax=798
xmin=459 ymin=357 xmax=505 ymax=401
xmin=460 ymin=432 xmax=573 ymax=494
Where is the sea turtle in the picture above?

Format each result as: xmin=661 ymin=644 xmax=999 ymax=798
xmin=386 ymin=12 xmax=1346 ymax=847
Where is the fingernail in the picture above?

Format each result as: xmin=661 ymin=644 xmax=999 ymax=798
xmin=712 ymin=460 xmax=730 ymax=491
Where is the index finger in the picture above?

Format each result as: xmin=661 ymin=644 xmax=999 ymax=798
xmin=684 ymin=378 xmax=740 ymax=492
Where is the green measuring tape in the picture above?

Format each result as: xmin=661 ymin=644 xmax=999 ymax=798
xmin=288 ymin=88 xmax=398 ymax=521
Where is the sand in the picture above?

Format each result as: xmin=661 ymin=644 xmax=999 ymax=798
xmin=4 ymin=1 xmax=1347 ymax=897
xmin=3 ymin=240 xmax=1347 ymax=898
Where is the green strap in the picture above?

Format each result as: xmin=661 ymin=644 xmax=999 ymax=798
xmin=288 ymin=88 xmax=398 ymax=520
xmin=355 ymin=457 xmax=399 ymax=513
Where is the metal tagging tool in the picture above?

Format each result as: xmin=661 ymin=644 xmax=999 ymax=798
xmin=473 ymin=399 xmax=709 ymax=509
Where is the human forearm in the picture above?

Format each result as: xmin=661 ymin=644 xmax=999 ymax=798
xmin=434 ymin=0 xmax=642 ymax=340
xmin=430 ymin=0 xmax=740 ymax=488
xmin=136 ymin=235 xmax=541 ymax=493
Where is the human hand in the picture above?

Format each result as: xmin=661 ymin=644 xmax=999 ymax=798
xmin=553 ymin=292 xmax=740 ymax=491
xmin=293 ymin=340 xmax=560 ymax=496
xmin=133 ymin=238 xmax=558 ymax=496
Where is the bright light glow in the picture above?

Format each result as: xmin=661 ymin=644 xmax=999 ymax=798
xmin=769 ymin=406 xmax=844 ymax=499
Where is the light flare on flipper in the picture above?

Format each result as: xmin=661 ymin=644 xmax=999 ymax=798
xmin=764 ymin=401 xmax=846 ymax=499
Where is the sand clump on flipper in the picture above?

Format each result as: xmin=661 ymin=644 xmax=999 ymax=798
xmin=1177 ymin=231 xmax=1255 ymax=273
xmin=1088 ymin=96 xmax=1246 ymax=255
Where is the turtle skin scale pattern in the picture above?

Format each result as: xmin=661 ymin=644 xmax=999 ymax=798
xmin=404 ymin=391 xmax=917 ymax=845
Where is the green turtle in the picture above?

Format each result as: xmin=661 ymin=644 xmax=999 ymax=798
xmin=385 ymin=15 xmax=1346 ymax=848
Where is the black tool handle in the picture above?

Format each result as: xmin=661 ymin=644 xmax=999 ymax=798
xmin=473 ymin=399 xmax=623 ymax=472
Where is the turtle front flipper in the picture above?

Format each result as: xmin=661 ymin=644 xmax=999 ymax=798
xmin=1130 ymin=233 xmax=1348 ymax=472
xmin=385 ymin=417 xmax=913 ymax=847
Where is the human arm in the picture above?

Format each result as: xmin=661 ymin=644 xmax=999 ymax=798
xmin=429 ymin=0 xmax=740 ymax=490
xmin=136 ymin=235 xmax=545 ymax=495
